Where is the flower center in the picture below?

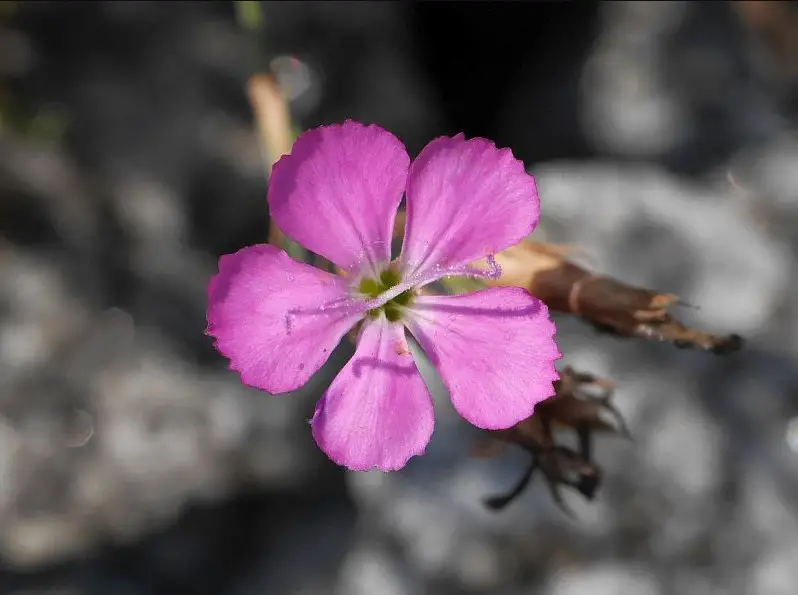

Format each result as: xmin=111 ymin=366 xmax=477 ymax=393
xmin=358 ymin=267 xmax=414 ymax=322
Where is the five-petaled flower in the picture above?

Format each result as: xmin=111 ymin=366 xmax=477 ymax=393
xmin=206 ymin=121 xmax=561 ymax=471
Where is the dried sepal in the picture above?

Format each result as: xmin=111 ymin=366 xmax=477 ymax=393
xmin=483 ymin=444 xmax=603 ymax=518
xmin=491 ymin=241 xmax=742 ymax=354
xmin=480 ymin=367 xmax=626 ymax=515
xmin=537 ymin=367 xmax=630 ymax=440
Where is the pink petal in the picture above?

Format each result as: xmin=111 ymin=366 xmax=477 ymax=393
xmin=311 ymin=318 xmax=434 ymax=471
xmin=207 ymin=244 xmax=364 ymax=394
xmin=269 ymin=121 xmax=409 ymax=276
xmin=404 ymin=287 xmax=561 ymax=430
xmin=400 ymin=134 xmax=539 ymax=277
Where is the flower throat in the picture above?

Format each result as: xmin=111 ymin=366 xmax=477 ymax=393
xmin=359 ymin=267 xmax=414 ymax=322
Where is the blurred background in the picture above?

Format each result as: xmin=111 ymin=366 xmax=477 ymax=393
xmin=1 ymin=1 xmax=798 ymax=594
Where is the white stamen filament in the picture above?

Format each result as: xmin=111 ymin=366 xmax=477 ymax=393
xmin=362 ymin=254 xmax=503 ymax=310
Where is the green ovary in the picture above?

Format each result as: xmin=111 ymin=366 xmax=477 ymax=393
xmin=359 ymin=267 xmax=414 ymax=323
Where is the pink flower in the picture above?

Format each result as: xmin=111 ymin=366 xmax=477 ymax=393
xmin=206 ymin=121 xmax=561 ymax=471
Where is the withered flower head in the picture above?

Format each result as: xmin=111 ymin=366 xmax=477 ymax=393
xmin=476 ymin=367 xmax=630 ymax=517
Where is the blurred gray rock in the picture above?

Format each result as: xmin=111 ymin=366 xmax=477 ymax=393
xmin=581 ymin=1 xmax=782 ymax=173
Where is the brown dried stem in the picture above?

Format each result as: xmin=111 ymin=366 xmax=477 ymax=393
xmin=246 ymin=74 xmax=293 ymax=247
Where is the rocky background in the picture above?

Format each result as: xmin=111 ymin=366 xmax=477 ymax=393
xmin=1 ymin=2 xmax=798 ymax=594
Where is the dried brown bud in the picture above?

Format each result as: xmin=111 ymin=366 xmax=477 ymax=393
xmin=478 ymin=367 xmax=628 ymax=516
